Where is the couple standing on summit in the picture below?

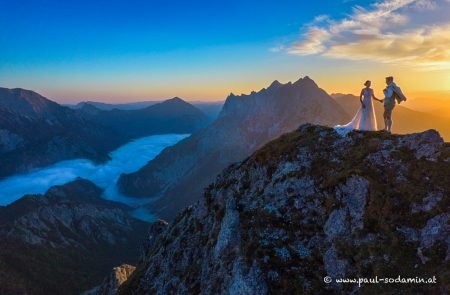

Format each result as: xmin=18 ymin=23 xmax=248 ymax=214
xmin=336 ymin=76 xmax=407 ymax=133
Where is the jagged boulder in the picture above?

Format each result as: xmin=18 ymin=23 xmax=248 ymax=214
xmin=119 ymin=125 xmax=449 ymax=294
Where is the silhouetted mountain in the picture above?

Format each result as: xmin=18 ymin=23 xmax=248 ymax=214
xmin=71 ymin=101 xmax=161 ymax=111
xmin=332 ymin=93 xmax=450 ymax=141
xmin=118 ymin=125 xmax=449 ymax=294
xmin=76 ymin=97 xmax=209 ymax=139
xmin=71 ymin=99 xmax=224 ymax=121
xmin=0 ymin=179 xmax=148 ymax=295
xmin=118 ymin=77 xmax=350 ymax=219
xmin=0 ymin=88 xmax=126 ymax=178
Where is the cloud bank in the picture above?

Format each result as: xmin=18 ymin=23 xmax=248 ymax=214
xmin=288 ymin=0 xmax=450 ymax=70
xmin=0 ymin=134 xmax=189 ymax=207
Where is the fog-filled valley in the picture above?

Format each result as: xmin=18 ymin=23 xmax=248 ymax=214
xmin=0 ymin=134 xmax=188 ymax=206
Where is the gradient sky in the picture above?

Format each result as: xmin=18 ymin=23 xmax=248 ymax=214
xmin=1 ymin=0 xmax=449 ymax=103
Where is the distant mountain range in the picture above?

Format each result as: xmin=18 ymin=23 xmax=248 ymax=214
xmin=0 ymin=88 xmax=208 ymax=178
xmin=76 ymin=97 xmax=209 ymax=139
xmin=406 ymin=95 xmax=450 ymax=119
xmin=118 ymin=77 xmax=350 ymax=219
xmin=70 ymin=100 xmax=224 ymax=121
xmin=0 ymin=179 xmax=148 ymax=295
xmin=332 ymin=93 xmax=450 ymax=141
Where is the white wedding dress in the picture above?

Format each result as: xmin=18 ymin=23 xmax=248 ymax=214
xmin=335 ymin=88 xmax=378 ymax=134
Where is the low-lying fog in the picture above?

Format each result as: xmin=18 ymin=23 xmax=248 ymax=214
xmin=0 ymin=134 xmax=189 ymax=211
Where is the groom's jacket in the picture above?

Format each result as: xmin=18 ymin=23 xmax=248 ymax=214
xmin=383 ymin=82 xmax=407 ymax=105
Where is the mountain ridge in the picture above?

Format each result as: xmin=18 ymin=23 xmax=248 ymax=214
xmin=118 ymin=76 xmax=350 ymax=220
xmin=76 ymin=96 xmax=209 ymax=139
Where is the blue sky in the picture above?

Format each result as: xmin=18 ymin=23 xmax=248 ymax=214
xmin=0 ymin=0 xmax=448 ymax=102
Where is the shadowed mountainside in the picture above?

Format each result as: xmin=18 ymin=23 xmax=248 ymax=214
xmin=0 ymin=88 xmax=126 ymax=178
xmin=76 ymin=97 xmax=209 ymax=139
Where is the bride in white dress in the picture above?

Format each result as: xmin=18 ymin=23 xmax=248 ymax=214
xmin=335 ymin=80 xmax=380 ymax=134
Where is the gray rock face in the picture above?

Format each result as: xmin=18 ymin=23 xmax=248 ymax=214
xmin=118 ymin=77 xmax=350 ymax=220
xmin=118 ymin=125 xmax=450 ymax=294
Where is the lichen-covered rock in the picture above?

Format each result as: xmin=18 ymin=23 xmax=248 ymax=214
xmin=119 ymin=125 xmax=449 ymax=295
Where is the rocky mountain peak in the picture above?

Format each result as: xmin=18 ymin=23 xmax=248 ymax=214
xmin=292 ymin=75 xmax=318 ymax=89
xmin=219 ymin=76 xmax=343 ymax=120
xmin=144 ymin=96 xmax=205 ymax=117
xmin=118 ymin=78 xmax=349 ymax=220
xmin=268 ymin=80 xmax=282 ymax=89
xmin=118 ymin=125 xmax=449 ymax=294
xmin=0 ymin=87 xmax=61 ymax=118
xmin=163 ymin=96 xmax=186 ymax=105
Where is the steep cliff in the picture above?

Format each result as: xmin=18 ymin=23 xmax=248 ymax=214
xmin=119 ymin=125 xmax=449 ymax=294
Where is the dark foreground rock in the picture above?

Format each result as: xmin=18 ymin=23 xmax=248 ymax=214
xmin=0 ymin=179 xmax=149 ymax=295
xmin=118 ymin=125 xmax=449 ymax=294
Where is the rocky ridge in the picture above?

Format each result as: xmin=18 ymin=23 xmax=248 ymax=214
xmin=118 ymin=125 xmax=449 ymax=294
